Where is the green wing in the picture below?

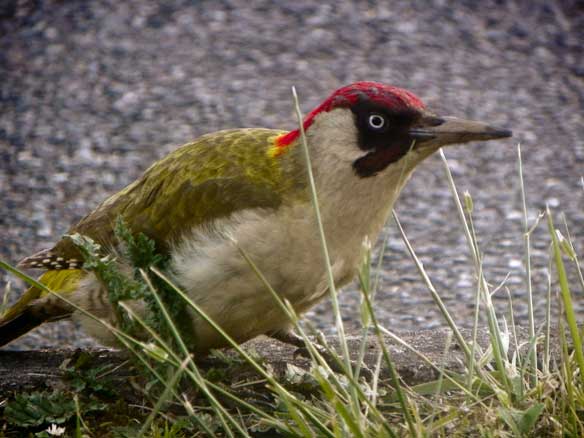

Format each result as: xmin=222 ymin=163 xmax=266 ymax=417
xmin=19 ymin=128 xmax=305 ymax=267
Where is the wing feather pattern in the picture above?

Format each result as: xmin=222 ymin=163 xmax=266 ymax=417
xmin=19 ymin=128 xmax=302 ymax=268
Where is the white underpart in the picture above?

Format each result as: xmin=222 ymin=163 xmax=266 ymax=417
xmin=166 ymin=109 xmax=427 ymax=351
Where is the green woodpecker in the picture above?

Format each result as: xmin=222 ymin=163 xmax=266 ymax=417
xmin=0 ymin=82 xmax=511 ymax=351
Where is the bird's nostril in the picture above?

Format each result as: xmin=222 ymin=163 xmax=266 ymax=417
xmin=425 ymin=116 xmax=445 ymax=127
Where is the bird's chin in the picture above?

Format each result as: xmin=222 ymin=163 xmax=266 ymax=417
xmin=411 ymin=140 xmax=442 ymax=157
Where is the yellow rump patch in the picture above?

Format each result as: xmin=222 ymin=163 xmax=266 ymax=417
xmin=38 ymin=269 xmax=86 ymax=298
xmin=1 ymin=269 xmax=85 ymax=322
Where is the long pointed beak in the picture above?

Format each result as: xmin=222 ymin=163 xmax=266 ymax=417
xmin=410 ymin=115 xmax=512 ymax=146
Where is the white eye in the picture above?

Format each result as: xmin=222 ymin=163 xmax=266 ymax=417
xmin=368 ymin=114 xmax=386 ymax=130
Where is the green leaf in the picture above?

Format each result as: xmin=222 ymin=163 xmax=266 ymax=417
xmin=498 ymin=407 xmax=520 ymax=437
xmin=114 ymin=216 xmax=166 ymax=269
xmin=498 ymin=404 xmax=544 ymax=437
xmin=68 ymin=216 xmax=198 ymax=378
xmin=517 ymin=403 xmax=544 ymax=434
xmin=4 ymin=391 xmax=76 ymax=427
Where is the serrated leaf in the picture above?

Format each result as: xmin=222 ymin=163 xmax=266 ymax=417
xmin=4 ymin=392 xmax=76 ymax=427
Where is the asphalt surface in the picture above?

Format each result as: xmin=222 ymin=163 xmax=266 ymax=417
xmin=1 ymin=0 xmax=583 ymax=349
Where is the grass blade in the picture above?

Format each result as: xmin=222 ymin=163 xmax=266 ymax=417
xmin=518 ymin=143 xmax=538 ymax=385
xmin=546 ymin=207 xmax=584 ymax=386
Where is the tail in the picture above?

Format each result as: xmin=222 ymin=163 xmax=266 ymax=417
xmin=0 ymin=269 xmax=85 ymax=347
xmin=0 ymin=304 xmax=63 ymax=347
xmin=0 ymin=313 xmax=35 ymax=346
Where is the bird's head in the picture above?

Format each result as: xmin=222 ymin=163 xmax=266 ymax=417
xmin=273 ymin=81 xmax=512 ymax=178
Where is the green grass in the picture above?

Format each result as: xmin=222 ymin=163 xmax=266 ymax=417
xmin=1 ymin=91 xmax=583 ymax=437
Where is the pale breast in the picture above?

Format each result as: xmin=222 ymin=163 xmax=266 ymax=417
xmin=169 ymin=200 xmax=371 ymax=351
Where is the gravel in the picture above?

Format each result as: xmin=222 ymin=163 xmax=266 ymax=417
xmin=1 ymin=0 xmax=583 ymax=349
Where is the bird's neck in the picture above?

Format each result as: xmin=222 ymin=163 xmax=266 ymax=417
xmin=303 ymin=115 xmax=416 ymax=257
xmin=318 ymin=160 xmax=413 ymax=250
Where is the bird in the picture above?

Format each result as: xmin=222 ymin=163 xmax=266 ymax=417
xmin=0 ymin=81 xmax=511 ymax=352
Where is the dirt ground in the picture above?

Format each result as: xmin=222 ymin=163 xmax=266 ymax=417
xmin=0 ymin=0 xmax=583 ymax=349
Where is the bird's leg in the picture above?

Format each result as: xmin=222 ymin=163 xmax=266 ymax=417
xmin=268 ymin=328 xmax=308 ymax=349
xmin=267 ymin=327 xmax=332 ymax=358
xmin=267 ymin=328 xmax=373 ymax=381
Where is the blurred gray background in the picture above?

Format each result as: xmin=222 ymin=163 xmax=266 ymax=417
xmin=1 ymin=0 xmax=583 ymax=349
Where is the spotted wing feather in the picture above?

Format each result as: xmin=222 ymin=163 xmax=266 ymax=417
xmin=18 ymin=249 xmax=82 ymax=270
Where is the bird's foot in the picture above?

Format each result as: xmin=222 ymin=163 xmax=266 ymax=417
xmin=267 ymin=330 xmax=373 ymax=381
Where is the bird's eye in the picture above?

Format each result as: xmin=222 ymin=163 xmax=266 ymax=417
xmin=368 ymin=113 xmax=387 ymax=130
